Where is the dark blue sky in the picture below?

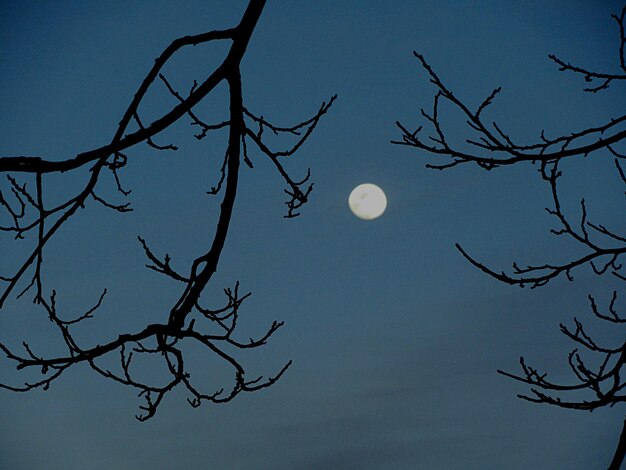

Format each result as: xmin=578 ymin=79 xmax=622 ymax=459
xmin=1 ymin=1 xmax=625 ymax=468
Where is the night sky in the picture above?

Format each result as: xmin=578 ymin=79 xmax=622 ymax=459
xmin=1 ymin=1 xmax=625 ymax=468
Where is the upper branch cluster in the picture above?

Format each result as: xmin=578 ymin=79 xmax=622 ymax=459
xmin=548 ymin=6 xmax=626 ymax=93
xmin=395 ymin=6 xmax=626 ymax=289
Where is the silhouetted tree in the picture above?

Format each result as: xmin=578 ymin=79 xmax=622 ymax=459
xmin=0 ymin=0 xmax=334 ymax=420
xmin=395 ymin=6 xmax=626 ymax=469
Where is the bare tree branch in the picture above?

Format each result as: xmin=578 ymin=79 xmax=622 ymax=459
xmin=0 ymin=0 xmax=333 ymax=421
xmin=397 ymin=5 xmax=626 ymax=468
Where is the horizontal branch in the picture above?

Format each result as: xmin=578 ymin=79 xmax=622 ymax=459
xmin=455 ymin=243 xmax=626 ymax=288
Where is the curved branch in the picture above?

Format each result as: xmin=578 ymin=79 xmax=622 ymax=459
xmin=393 ymin=53 xmax=626 ymax=169
xmin=0 ymin=28 xmax=235 ymax=174
xmin=455 ymin=243 xmax=625 ymax=288
xmin=547 ymin=6 xmax=626 ymax=93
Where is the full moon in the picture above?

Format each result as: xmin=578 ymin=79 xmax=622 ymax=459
xmin=348 ymin=183 xmax=387 ymax=220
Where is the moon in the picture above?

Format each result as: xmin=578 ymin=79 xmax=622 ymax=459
xmin=348 ymin=183 xmax=387 ymax=220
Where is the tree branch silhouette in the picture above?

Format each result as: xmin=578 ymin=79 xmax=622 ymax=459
xmin=396 ymin=5 xmax=626 ymax=469
xmin=0 ymin=0 xmax=334 ymax=421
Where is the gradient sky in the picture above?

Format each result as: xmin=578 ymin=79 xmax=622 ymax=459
xmin=1 ymin=1 xmax=625 ymax=469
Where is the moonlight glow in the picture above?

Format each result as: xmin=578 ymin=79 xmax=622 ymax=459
xmin=348 ymin=183 xmax=387 ymax=220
